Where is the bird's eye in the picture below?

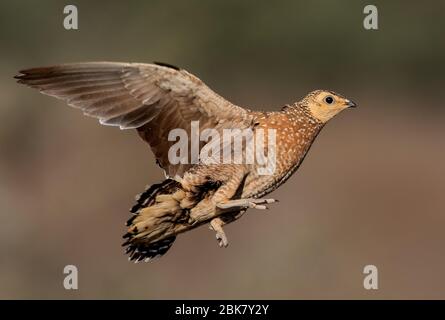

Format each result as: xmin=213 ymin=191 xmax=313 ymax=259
xmin=324 ymin=96 xmax=334 ymax=104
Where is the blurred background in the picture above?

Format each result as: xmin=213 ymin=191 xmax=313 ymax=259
xmin=0 ymin=0 xmax=444 ymax=299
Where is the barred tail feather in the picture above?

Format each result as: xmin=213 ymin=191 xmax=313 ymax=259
xmin=124 ymin=236 xmax=176 ymax=262
xmin=123 ymin=179 xmax=185 ymax=262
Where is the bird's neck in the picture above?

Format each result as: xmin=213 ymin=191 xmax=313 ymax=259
xmin=281 ymin=103 xmax=324 ymax=130
xmin=282 ymin=103 xmax=325 ymax=170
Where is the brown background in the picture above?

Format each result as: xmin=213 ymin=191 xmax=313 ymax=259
xmin=0 ymin=1 xmax=444 ymax=299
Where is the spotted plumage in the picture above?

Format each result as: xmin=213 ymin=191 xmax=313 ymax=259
xmin=15 ymin=62 xmax=356 ymax=262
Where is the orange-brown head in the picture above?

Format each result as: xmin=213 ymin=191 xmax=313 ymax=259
xmin=300 ymin=90 xmax=357 ymax=123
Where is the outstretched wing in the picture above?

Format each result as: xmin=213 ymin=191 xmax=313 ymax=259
xmin=16 ymin=62 xmax=254 ymax=178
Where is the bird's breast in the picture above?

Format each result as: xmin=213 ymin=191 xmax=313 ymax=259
xmin=241 ymin=112 xmax=322 ymax=198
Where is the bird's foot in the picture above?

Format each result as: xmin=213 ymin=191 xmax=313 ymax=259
xmin=210 ymin=218 xmax=229 ymax=248
xmin=188 ymin=198 xmax=277 ymax=225
xmin=215 ymin=230 xmax=229 ymax=248
xmin=216 ymin=198 xmax=278 ymax=210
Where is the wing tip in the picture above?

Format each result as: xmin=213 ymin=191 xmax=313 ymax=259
xmin=14 ymin=62 xmax=131 ymax=82
xmin=14 ymin=76 xmax=25 ymax=84
xmin=14 ymin=73 xmax=35 ymax=86
xmin=14 ymin=66 xmax=56 ymax=84
xmin=14 ymin=71 xmax=29 ymax=82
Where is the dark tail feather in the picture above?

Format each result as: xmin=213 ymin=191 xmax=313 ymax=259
xmin=123 ymin=179 xmax=183 ymax=262
xmin=129 ymin=181 xmax=170 ymax=216
xmin=124 ymin=236 xmax=176 ymax=262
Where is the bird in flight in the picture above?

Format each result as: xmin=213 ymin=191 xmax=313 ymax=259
xmin=15 ymin=62 xmax=356 ymax=262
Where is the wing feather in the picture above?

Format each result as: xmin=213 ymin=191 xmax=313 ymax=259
xmin=16 ymin=61 xmax=254 ymax=178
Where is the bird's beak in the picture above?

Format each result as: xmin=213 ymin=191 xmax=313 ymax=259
xmin=345 ymin=99 xmax=357 ymax=108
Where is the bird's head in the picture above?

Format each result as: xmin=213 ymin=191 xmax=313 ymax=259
xmin=301 ymin=90 xmax=357 ymax=123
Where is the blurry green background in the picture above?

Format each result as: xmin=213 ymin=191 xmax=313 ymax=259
xmin=0 ymin=0 xmax=444 ymax=299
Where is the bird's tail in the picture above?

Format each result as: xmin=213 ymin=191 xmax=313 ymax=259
xmin=123 ymin=179 xmax=187 ymax=262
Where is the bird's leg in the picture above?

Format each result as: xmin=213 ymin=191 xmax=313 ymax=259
xmin=188 ymin=170 xmax=246 ymax=224
xmin=216 ymin=198 xmax=278 ymax=210
xmin=209 ymin=217 xmax=228 ymax=247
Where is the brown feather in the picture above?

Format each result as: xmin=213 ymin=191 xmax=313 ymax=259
xmin=16 ymin=61 xmax=254 ymax=178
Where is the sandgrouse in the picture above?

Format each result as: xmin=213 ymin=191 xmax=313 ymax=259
xmin=15 ymin=62 xmax=356 ymax=262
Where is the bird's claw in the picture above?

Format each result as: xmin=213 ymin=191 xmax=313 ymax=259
xmin=210 ymin=218 xmax=229 ymax=248
xmin=215 ymin=231 xmax=229 ymax=248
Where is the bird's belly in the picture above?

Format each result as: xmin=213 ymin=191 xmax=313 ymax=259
xmin=241 ymin=162 xmax=300 ymax=199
